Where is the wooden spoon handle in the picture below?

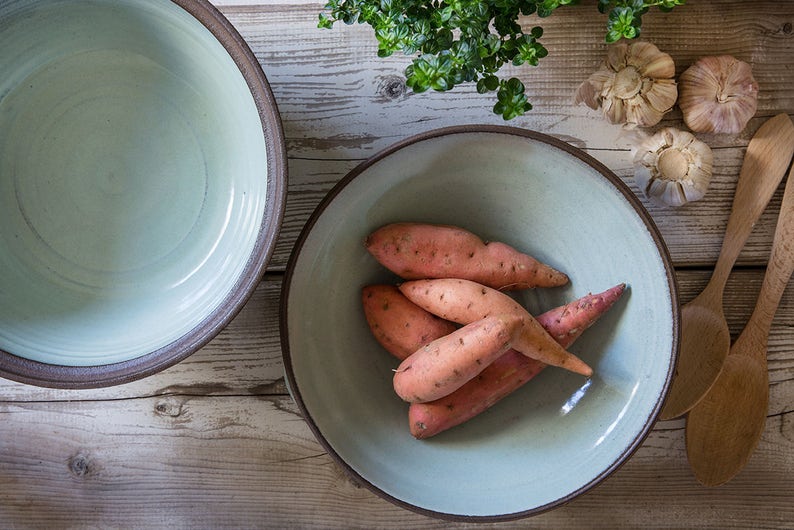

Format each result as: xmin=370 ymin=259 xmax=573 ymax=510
xmin=737 ymin=160 xmax=794 ymax=362
xmin=710 ymin=114 xmax=794 ymax=290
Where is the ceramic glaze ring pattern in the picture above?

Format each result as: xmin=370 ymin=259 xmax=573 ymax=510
xmin=0 ymin=0 xmax=286 ymax=387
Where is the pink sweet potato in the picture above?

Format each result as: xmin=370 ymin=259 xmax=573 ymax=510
xmin=399 ymin=278 xmax=593 ymax=377
xmin=393 ymin=314 xmax=523 ymax=403
xmin=410 ymin=351 xmax=546 ymax=439
xmin=362 ymin=285 xmax=457 ymax=361
xmin=365 ymin=223 xmax=568 ymax=290
xmin=409 ymin=283 xmax=627 ymax=438
xmin=538 ymin=283 xmax=627 ymax=348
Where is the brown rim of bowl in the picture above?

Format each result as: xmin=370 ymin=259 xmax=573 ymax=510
xmin=281 ymin=124 xmax=680 ymax=522
xmin=0 ymin=0 xmax=287 ymax=389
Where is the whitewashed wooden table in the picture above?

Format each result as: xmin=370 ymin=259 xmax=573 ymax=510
xmin=2 ymin=1 xmax=793 ymax=527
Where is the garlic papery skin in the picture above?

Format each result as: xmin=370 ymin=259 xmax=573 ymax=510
xmin=678 ymin=55 xmax=759 ymax=134
xmin=575 ymin=41 xmax=677 ymax=128
xmin=633 ymin=128 xmax=714 ymax=207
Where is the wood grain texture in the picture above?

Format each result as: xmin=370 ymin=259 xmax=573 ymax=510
xmin=685 ymin=168 xmax=794 ymax=486
xmin=660 ymin=114 xmax=794 ymax=420
xmin=1 ymin=271 xmax=792 ymax=411
xmin=2 ymin=0 xmax=794 ymax=527
xmin=211 ymin=1 xmax=794 ymax=270
xmin=1 ymin=273 xmax=792 ymax=528
xmin=1 ymin=396 xmax=792 ymax=528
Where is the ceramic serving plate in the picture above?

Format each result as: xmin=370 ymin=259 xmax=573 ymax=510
xmin=282 ymin=126 xmax=679 ymax=520
xmin=0 ymin=0 xmax=286 ymax=387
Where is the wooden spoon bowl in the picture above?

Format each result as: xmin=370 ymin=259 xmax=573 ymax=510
xmin=686 ymin=355 xmax=768 ymax=486
xmin=666 ymin=291 xmax=731 ymax=413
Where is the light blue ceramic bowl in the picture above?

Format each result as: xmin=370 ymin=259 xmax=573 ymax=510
xmin=0 ymin=0 xmax=286 ymax=387
xmin=282 ymin=126 xmax=679 ymax=521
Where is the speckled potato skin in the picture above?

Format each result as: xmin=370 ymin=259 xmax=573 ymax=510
xmin=409 ymin=283 xmax=627 ymax=438
xmin=399 ymin=278 xmax=593 ymax=377
xmin=361 ymin=284 xmax=456 ymax=361
xmin=365 ymin=223 xmax=568 ymax=290
xmin=392 ymin=314 xmax=521 ymax=403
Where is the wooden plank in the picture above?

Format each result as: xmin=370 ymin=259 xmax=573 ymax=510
xmin=216 ymin=0 xmax=794 ymax=158
xmin=266 ymin=149 xmax=789 ymax=272
xmin=2 ymin=270 xmax=792 ymax=417
xmin=207 ymin=1 xmax=794 ymax=270
xmin=0 ymin=395 xmax=791 ymax=528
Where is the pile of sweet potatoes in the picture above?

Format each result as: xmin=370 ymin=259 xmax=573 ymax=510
xmin=362 ymin=222 xmax=626 ymax=439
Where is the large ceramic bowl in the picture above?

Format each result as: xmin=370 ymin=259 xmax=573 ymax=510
xmin=282 ymin=126 xmax=679 ymax=520
xmin=0 ymin=0 xmax=286 ymax=388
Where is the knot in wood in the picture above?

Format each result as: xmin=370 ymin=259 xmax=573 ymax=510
xmin=155 ymin=397 xmax=183 ymax=417
xmin=377 ymin=75 xmax=407 ymax=101
xmin=783 ymin=22 xmax=793 ymax=34
xmin=68 ymin=453 xmax=91 ymax=477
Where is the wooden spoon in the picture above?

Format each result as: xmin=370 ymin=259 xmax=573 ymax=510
xmin=685 ymin=157 xmax=794 ymax=487
xmin=659 ymin=114 xmax=794 ymax=420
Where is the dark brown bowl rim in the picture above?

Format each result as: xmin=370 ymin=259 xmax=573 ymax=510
xmin=0 ymin=0 xmax=287 ymax=389
xmin=281 ymin=124 xmax=680 ymax=522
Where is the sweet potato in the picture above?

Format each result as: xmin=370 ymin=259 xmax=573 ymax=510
xmin=409 ymin=283 xmax=627 ymax=438
xmin=365 ymin=223 xmax=568 ymax=290
xmin=539 ymin=283 xmax=627 ymax=348
xmin=362 ymin=285 xmax=457 ymax=361
xmin=410 ymin=351 xmax=546 ymax=439
xmin=399 ymin=278 xmax=593 ymax=377
xmin=393 ymin=314 xmax=523 ymax=403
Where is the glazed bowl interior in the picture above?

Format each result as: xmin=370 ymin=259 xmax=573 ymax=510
xmin=283 ymin=126 xmax=678 ymax=520
xmin=0 ymin=0 xmax=284 ymax=384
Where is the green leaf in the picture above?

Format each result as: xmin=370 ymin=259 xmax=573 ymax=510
xmin=318 ymin=13 xmax=334 ymax=29
xmin=476 ymin=74 xmax=500 ymax=93
xmin=606 ymin=6 xmax=642 ymax=41
xmin=511 ymin=34 xmax=548 ymax=66
xmin=317 ymin=0 xmax=684 ymax=120
xmin=493 ymin=77 xmax=531 ymax=120
xmin=605 ymin=28 xmax=623 ymax=43
xmin=405 ymin=53 xmax=455 ymax=93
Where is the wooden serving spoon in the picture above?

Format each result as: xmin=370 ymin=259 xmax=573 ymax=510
xmin=659 ymin=114 xmax=794 ymax=420
xmin=685 ymin=156 xmax=794 ymax=487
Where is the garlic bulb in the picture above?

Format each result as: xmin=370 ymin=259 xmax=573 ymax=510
xmin=575 ymin=41 xmax=678 ymax=128
xmin=678 ymin=55 xmax=759 ymax=134
xmin=633 ymin=128 xmax=714 ymax=207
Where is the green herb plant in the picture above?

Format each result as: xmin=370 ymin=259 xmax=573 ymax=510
xmin=319 ymin=0 xmax=684 ymax=119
